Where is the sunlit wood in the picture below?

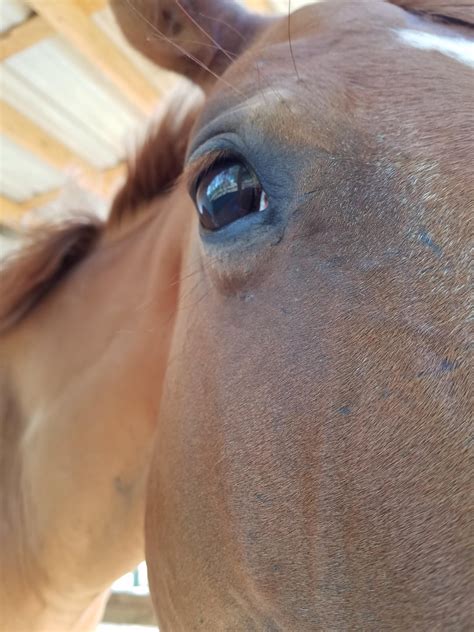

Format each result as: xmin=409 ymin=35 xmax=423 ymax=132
xmin=0 ymin=15 xmax=52 ymax=62
xmin=0 ymin=162 xmax=126 ymax=226
xmin=76 ymin=0 xmax=108 ymax=12
xmin=21 ymin=162 xmax=125 ymax=212
xmin=0 ymin=196 xmax=23 ymax=223
xmin=0 ymin=100 xmax=94 ymax=172
xmin=0 ymin=1 xmax=107 ymax=63
xmin=27 ymin=0 xmax=160 ymax=113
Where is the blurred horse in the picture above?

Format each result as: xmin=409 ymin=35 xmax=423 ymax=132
xmin=0 ymin=98 xmax=201 ymax=630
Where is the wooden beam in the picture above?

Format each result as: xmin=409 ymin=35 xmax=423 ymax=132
xmin=0 ymin=160 xmax=125 ymax=225
xmin=27 ymin=0 xmax=159 ymax=114
xmin=0 ymin=15 xmax=53 ymax=62
xmin=23 ymin=163 xmax=126 ymax=210
xmin=0 ymin=196 xmax=24 ymax=223
xmin=0 ymin=0 xmax=107 ymax=62
xmin=76 ymin=0 xmax=108 ymax=12
xmin=0 ymin=162 xmax=127 ymax=224
xmin=0 ymin=100 xmax=94 ymax=173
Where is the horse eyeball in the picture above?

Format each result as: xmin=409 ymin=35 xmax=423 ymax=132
xmin=195 ymin=161 xmax=268 ymax=231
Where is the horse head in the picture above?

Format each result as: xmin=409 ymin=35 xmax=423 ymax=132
xmin=110 ymin=0 xmax=473 ymax=628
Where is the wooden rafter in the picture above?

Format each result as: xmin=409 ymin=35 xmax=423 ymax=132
xmin=0 ymin=1 xmax=107 ymax=62
xmin=0 ymin=100 xmax=94 ymax=173
xmin=0 ymin=15 xmax=52 ymax=62
xmin=0 ymin=196 xmax=24 ymax=223
xmin=23 ymin=163 xmax=126 ymax=211
xmin=0 ymin=163 xmax=126 ymax=224
xmin=27 ymin=0 xmax=160 ymax=114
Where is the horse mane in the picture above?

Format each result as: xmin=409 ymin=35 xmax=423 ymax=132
xmin=0 ymin=86 xmax=203 ymax=335
xmin=0 ymin=219 xmax=102 ymax=335
xmin=108 ymin=85 xmax=203 ymax=226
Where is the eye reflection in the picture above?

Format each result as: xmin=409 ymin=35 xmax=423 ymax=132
xmin=194 ymin=161 xmax=268 ymax=231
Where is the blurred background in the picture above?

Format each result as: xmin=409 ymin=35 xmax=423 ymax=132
xmin=0 ymin=0 xmax=311 ymax=628
xmin=0 ymin=0 xmax=312 ymax=227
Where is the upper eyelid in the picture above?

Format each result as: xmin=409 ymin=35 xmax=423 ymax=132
xmin=184 ymin=149 xmax=244 ymax=195
xmin=185 ymin=131 xmax=251 ymax=186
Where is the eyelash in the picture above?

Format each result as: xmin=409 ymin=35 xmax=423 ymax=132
xmin=187 ymin=149 xmax=247 ymax=198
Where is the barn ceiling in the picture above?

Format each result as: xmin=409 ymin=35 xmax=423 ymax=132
xmin=0 ymin=0 xmax=312 ymax=224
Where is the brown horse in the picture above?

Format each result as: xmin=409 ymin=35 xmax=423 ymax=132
xmin=0 ymin=0 xmax=472 ymax=629
xmin=0 ymin=95 xmax=201 ymax=631
xmin=111 ymin=0 xmax=473 ymax=629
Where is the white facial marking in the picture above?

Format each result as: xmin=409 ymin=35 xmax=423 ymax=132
xmin=397 ymin=29 xmax=474 ymax=68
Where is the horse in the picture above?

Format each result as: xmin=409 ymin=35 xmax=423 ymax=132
xmin=0 ymin=93 xmax=202 ymax=631
xmin=110 ymin=0 xmax=473 ymax=629
xmin=0 ymin=0 xmax=471 ymax=630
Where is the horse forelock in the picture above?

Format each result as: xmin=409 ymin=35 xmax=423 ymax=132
xmin=107 ymin=86 xmax=204 ymax=228
xmin=0 ymin=218 xmax=102 ymax=335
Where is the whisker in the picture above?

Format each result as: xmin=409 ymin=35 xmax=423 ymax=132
xmin=197 ymin=12 xmax=247 ymax=43
xmin=175 ymin=38 xmax=240 ymax=60
xmin=174 ymin=0 xmax=235 ymax=65
xmin=287 ymin=0 xmax=301 ymax=81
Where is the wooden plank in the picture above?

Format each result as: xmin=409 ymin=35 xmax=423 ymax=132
xmin=0 ymin=100 xmax=94 ymax=172
xmin=76 ymin=0 xmax=108 ymax=12
xmin=0 ymin=15 xmax=53 ymax=62
xmin=27 ymin=0 xmax=160 ymax=114
xmin=0 ymin=0 xmax=106 ymax=62
xmin=0 ymin=162 xmax=126 ymax=225
xmin=21 ymin=162 xmax=125 ymax=212
xmin=0 ymin=196 xmax=24 ymax=223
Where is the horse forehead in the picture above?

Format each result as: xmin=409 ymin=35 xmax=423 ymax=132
xmin=224 ymin=1 xmax=473 ymax=97
xmin=192 ymin=2 xmax=473 ymax=168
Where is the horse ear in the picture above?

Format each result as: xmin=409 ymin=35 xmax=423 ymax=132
xmin=389 ymin=0 xmax=474 ymax=25
xmin=110 ymin=0 xmax=274 ymax=88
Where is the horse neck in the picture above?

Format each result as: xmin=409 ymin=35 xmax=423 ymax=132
xmin=0 ymin=586 xmax=110 ymax=632
xmin=0 ymin=201 xmax=188 ymax=630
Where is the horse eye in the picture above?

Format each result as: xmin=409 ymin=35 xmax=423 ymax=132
xmin=194 ymin=161 xmax=268 ymax=231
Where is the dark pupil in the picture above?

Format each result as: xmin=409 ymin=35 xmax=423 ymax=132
xmin=195 ymin=161 xmax=264 ymax=230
